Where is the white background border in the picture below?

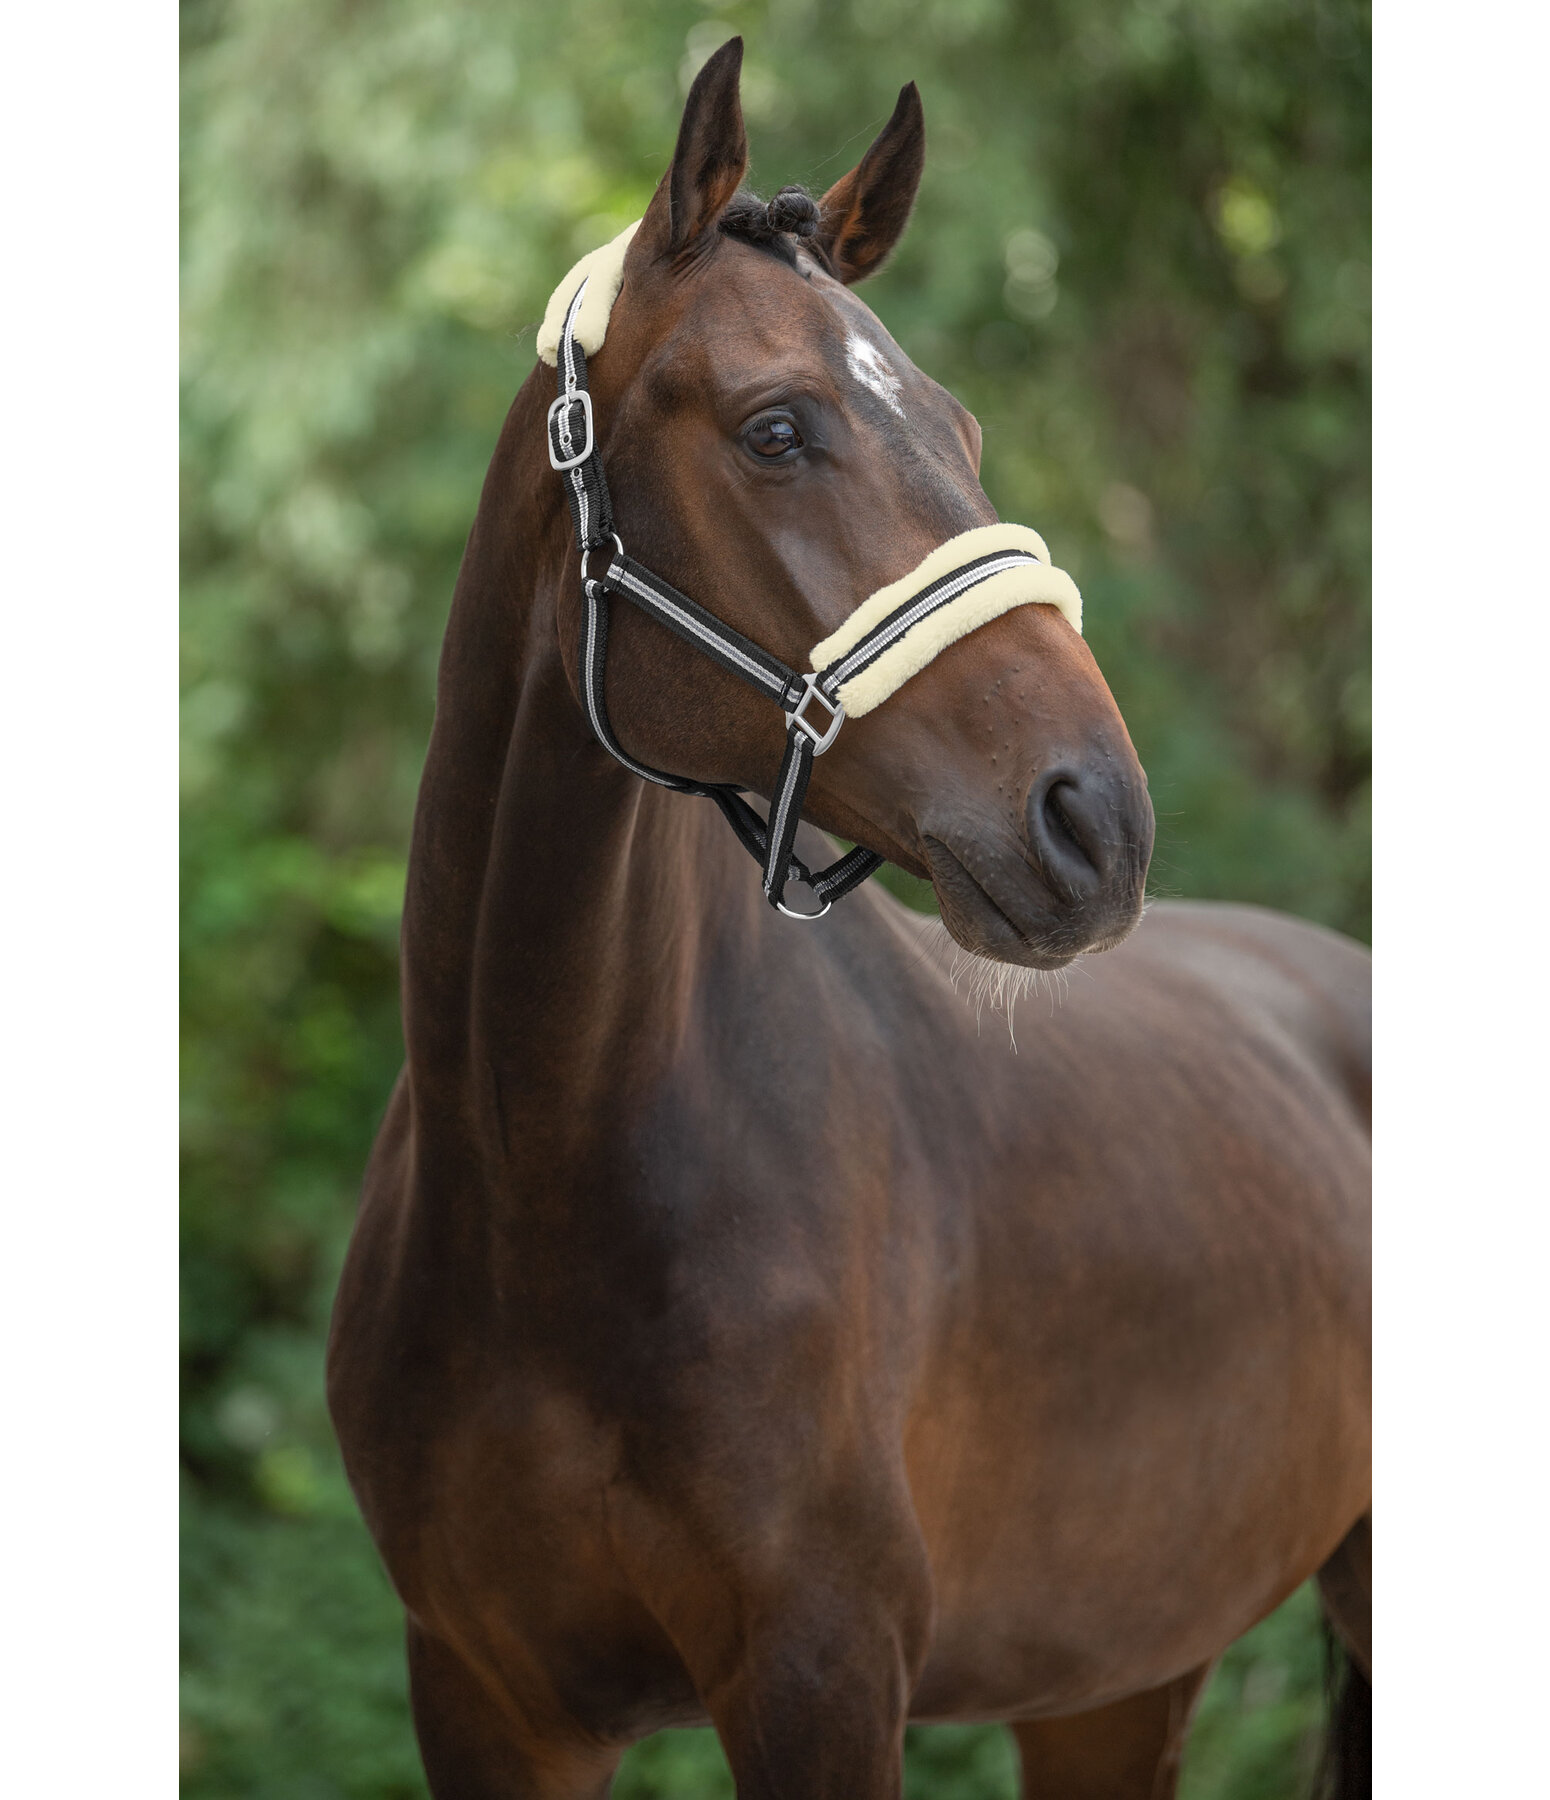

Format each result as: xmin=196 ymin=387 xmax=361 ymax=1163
xmin=1 ymin=0 xmax=177 ymax=1787
xmin=3 ymin=0 xmax=1548 ymax=1791
xmin=1376 ymin=0 xmax=1550 ymax=1791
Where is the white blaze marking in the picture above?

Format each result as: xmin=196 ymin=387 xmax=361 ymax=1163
xmin=845 ymin=332 xmax=905 ymax=419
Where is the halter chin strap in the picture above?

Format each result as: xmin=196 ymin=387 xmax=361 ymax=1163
xmin=546 ymin=273 xmax=1083 ymax=919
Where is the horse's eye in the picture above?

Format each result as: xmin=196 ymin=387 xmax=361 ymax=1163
xmin=745 ymin=416 xmax=803 ymax=459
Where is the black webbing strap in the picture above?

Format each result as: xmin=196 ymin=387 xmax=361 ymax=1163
xmin=578 ymin=578 xmax=697 ymax=793
xmin=761 ymin=727 xmax=814 ymax=907
xmin=552 ymin=277 xmax=883 ymax=916
xmin=602 ymin=553 xmax=806 ymax=710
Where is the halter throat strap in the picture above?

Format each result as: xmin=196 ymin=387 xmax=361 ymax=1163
xmin=546 ymin=276 xmax=1082 ymax=919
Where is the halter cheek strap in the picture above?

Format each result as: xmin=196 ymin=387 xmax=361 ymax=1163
xmin=545 ymin=264 xmax=1083 ymax=920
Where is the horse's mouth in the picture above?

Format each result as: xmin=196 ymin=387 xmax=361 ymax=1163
xmin=921 ymin=832 xmax=1136 ymax=971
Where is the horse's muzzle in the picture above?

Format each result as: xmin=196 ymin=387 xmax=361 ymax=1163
xmin=921 ymin=754 xmax=1153 ymax=969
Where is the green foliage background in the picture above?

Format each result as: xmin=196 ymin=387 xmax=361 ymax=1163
xmin=181 ymin=0 xmax=1368 ymax=1793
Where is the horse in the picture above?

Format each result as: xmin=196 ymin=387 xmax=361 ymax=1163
xmin=328 ymin=39 xmax=1370 ymax=1800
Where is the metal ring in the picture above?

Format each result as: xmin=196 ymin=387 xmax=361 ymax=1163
xmin=580 ymin=532 xmax=625 ymax=588
xmin=774 ymin=873 xmax=832 ymax=920
xmin=776 ymin=898 xmax=832 ymax=920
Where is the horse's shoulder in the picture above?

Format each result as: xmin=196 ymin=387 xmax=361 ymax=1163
xmin=1120 ymin=899 xmax=1368 ymax=1013
xmin=1113 ymin=899 xmax=1370 ymax=1119
xmin=1132 ymin=897 xmax=1366 ymax=963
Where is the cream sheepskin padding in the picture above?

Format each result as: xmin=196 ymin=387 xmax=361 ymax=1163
xmin=536 ymin=220 xmax=641 ymax=367
xmin=808 ymin=523 xmax=1083 ymax=718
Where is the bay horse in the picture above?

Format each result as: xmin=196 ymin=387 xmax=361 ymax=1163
xmin=328 ymin=39 xmax=1370 ymax=1800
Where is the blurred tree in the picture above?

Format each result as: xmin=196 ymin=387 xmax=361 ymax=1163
xmin=181 ymin=1 xmax=1368 ymax=1794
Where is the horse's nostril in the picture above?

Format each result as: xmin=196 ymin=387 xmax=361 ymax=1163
xmin=1026 ymin=767 xmax=1110 ymax=895
xmin=1044 ymin=783 xmax=1085 ymax=858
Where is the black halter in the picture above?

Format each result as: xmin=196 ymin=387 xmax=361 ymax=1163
xmin=547 ymin=282 xmax=883 ymax=918
xmin=547 ymin=277 xmax=1071 ymax=918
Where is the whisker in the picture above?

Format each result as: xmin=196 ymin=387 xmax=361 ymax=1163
xmin=893 ymin=909 xmax=1081 ymax=1051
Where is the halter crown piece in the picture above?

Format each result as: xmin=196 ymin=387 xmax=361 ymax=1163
xmin=540 ymin=223 xmax=1084 ymax=919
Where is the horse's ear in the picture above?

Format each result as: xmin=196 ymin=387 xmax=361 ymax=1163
xmin=817 ymin=84 xmax=926 ymax=285
xmin=638 ymin=37 xmax=748 ymax=259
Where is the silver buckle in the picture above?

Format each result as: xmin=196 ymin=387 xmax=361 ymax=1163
xmin=547 ymin=390 xmax=595 ymax=471
xmin=784 ymin=675 xmax=845 ymax=755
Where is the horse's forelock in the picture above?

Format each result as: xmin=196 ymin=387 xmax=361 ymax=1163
xmin=719 ymin=187 xmax=835 ymax=276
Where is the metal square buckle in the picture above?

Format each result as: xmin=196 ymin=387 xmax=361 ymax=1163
xmin=785 ymin=674 xmax=845 ymax=754
xmin=546 ymin=390 xmax=595 ymax=471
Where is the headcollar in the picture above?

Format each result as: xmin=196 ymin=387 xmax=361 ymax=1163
xmin=542 ymin=237 xmax=1084 ymax=918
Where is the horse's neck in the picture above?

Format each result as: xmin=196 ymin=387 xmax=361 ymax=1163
xmin=399 ymin=382 xmax=749 ymax=1152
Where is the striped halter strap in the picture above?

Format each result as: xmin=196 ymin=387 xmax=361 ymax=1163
xmin=545 ymin=271 xmax=1083 ymax=920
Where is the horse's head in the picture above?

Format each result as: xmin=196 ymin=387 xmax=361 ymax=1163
xmin=559 ymin=38 xmax=1153 ymax=971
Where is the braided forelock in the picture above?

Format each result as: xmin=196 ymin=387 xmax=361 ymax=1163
xmin=720 ymin=185 xmax=834 ymax=272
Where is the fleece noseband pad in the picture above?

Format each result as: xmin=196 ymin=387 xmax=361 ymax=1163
xmin=809 ymin=524 xmax=1082 ymax=717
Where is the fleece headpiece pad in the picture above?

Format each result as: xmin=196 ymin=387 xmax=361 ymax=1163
xmin=537 ymin=222 xmax=640 ymax=366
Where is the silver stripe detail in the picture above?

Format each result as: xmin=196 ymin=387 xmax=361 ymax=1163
xmin=823 ymin=551 xmax=1040 ymax=688
xmin=763 ymin=740 xmax=807 ymax=896
xmin=562 ymin=283 xmax=586 ymax=391
xmin=608 ymin=564 xmax=788 ymax=698
xmin=812 ymin=847 xmax=873 ymax=900
xmin=572 ymin=465 xmax=590 ymax=543
xmin=582 ymin=585 xmax=680 ymax=789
